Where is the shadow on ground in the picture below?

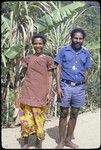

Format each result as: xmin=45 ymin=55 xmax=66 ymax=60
xmin=46 ymin=126 xmax=59 ymax=143
xmin=17 ymin=134 xmax=36 ymax=148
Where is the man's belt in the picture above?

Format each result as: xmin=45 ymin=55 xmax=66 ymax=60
xmin=61 ymin=79 xmax=85 ymax=86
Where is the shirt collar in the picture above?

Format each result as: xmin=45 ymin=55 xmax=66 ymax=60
xmin=64 ymin=44 xmax=85 ymax=54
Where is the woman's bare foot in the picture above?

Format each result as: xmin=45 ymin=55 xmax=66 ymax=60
xmin=21 ymin=144 xmax=28 ymax=149
xmin=35 ymin=138 xmax=42 ymax=149
xmin=21 ymin=137 xmax=28 ymax=149
xmin=65 ymin=140 xmax=78 ymax=149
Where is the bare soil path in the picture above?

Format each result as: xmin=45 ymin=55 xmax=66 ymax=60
xmin=1 ymin=109 xmax=100 ymax=149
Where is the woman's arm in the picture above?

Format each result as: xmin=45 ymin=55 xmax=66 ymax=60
xmin=47 ymin=70 xmax=53 ymax=101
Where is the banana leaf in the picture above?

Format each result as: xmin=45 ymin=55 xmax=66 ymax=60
xmin=33 ymin=1 xmax=85 ymax=33
xmin=4 ymin=43 xmax=23 ymax=59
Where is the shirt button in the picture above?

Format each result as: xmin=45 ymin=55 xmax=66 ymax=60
xmin=76 ymin=61 xmax=77 ymax=63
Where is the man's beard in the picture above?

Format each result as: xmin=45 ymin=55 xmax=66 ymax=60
xmin=71 ymin=42 xmax=82 ymax=51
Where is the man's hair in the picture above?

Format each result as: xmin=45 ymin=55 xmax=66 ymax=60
xmin=32 ymin=34 xmax=46 ymax=44
xmin=70 ymin=28 xmax=86 ymax=39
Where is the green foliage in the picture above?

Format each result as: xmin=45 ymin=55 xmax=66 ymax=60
xmin=1 ymin=1 xmax=100 ymax=124
xmin=2 ymin=89 xmax=15 ymax=125
xmin=4 ymin=43 xmax=23 ymax=59
xmin=33 ymin=1 xmax=85 ymax=33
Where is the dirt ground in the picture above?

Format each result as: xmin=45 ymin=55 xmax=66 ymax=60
xmin=1 ymin=108 xmax=100 ymax=149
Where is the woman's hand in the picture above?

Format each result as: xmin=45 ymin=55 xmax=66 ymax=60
xmin=57 ymin=86 xmax=64 ymax=102
xmin=46 ymin=93 xmax=51 ymax=104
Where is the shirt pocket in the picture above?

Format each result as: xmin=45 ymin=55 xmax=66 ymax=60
xmin=79 ymin=54 xmax=87 ymax=65
xmin=63 ymin=54 xmax=73 ymax=63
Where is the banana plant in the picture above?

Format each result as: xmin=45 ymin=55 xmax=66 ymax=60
xmin=33 ymin=1 xmax=85 ymax=33
xmin=1 ymin=1 xmax=65 ymax=124
xmin=45 ymin=12 xmax=79 ymax=56
xmin=1 ymin=1 xmax=86 ymax=101
xmin=1 ymin=1 xmax=86 ymax=124
xmin=2 ymin=1 xmax=85 ymax=61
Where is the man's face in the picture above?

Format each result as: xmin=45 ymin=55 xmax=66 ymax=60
xmin=32 ymin=38 xmax=44 ymax=54
xmin=71 ymin=32 xmax=84 ymax=49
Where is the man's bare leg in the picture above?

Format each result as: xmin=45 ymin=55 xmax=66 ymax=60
xmin=65 ymin=107 xmax=79 ymax=149
xmin=71 ymin=133 xmax=75 ymax=139
xmin=56 ymin=107 xmax=69 ymax=149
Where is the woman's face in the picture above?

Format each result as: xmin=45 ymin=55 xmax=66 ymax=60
xmin=32 ymin=38 xmax=45 ymax=55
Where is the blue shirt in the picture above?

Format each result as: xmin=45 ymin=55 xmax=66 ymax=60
xmin=54 ymin=44 xmax=92 ymax=83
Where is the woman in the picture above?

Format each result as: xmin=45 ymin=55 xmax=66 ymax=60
xmin=18 ymin=34 xmax=55 ymax=149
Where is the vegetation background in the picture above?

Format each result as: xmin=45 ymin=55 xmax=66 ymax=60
xmin=1 ymin=1 xmax=100 ymax=126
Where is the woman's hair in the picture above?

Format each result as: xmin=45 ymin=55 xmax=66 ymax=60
xmin=71 ymin=28 xmax=86 ymax=39
xmin=32 ymin=34 xmax=46 ymax=44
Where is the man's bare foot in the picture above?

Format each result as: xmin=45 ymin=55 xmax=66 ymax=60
xmin=55 ymin=142 xmax=65 ymax=149
xmin=65 ymin=140 xmax=78 ymax=149
xmin=71 ymin=134 xmax=75 ymax=140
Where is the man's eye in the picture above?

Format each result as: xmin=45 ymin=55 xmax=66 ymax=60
xmin=74 ymin=38 xmax=83 ymax=40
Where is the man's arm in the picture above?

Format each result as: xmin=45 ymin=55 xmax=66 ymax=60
xmin=56 ymin=64 xmax=64 ymax=98
xmin=84 ymin=51 xmax=92 ymax=84
xmin=84 ymin=70 xmax=90 ymax=84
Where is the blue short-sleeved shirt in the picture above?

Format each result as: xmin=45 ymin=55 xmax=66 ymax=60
xmin=54 ymin=44 xmax=92 ymax=83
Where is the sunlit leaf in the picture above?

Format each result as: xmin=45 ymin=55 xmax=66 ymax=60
xmin=4 ymin=43 xmax=23 ymax=59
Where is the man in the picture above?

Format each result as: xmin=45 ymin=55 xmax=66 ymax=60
xmin=54 ymin=28 xmax=92 ymax=149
